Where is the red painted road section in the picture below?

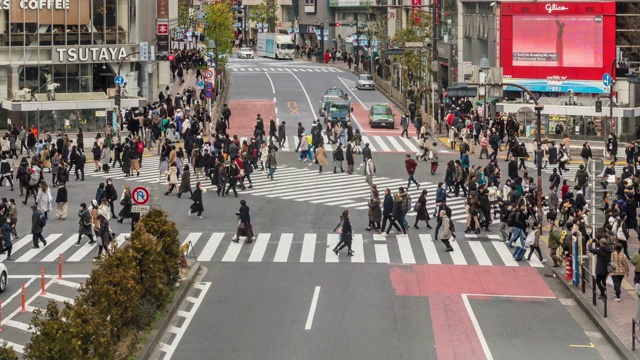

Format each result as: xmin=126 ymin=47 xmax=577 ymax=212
xmin=389 ymin=265 xmax=555 ymax=360
xmin=350 ymin=101 xmax=405 ymax=136
xmin=227 ymin=100 xmax=276 ymax=137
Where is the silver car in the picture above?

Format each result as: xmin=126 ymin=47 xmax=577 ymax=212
xmin=356 ymin=74 xmax=375 ymax=90
xmin=237 ymin=47 xmax=254 ymax=59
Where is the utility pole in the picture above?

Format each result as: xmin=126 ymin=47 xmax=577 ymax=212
xmin=431 ymin=1 xmax=440 ymax=131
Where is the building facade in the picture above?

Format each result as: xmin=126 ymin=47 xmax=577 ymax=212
xmin=0 ymin=0 xmax=178 ymax=133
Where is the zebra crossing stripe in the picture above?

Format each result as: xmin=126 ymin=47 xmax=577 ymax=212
xmin=301 ymin=234 xmax=316 ymax=263
xmin=373 ymin=136 xmax=391 ymax=152
xmin=273 ymin=233 xmax=293 ymax=262
xmin=397 ymin=234 xmax=416 ymax=264
xmin=199 ymin=233 xmax=224 ymax=262
xmin=248 ymin=233 xmax=270 ymax=262
xmin=449 ymin=241 xmax=467 ymax=265
xmin=375 ymin=243 xmax=390 ymax=263
xmin=361 ymin=136 xmax=376 ymax=151
xmin=67 ymin=241 xmax=97 ymax=262
xmin=115 ymin=233 xmax=129 ymax=247
xmin=16 ymin=234 xmax=62 ymax=262
xmin=41 ymin=235 xmax=77 ymax=262
xmin=387 ymin=137 xmax=406 ymax=153
xmin=399 ymin=137 xmax=419 ymax=153
xmin=222 ymin=240 xmax=243 ymax=262
xmin=492 ymin=241 xmax=518 ymax=266
xmin=468 ymin=241 xmax=491 ymax=266
xmin=325 ymin=233 xmax=340 ymax=263
xmin=528 ymin=254 xmax=544 ymax=268
xmin=420 ymin=234 xmax=441 ymax=264
xmin=351 ymin=234 xmax=365 ymax=263
xmin=182 ymin=232 xmax=202 ymax=249
xmin=1 ymin=235 xmax=36 ymax=262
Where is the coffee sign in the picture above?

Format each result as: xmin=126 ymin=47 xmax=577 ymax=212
xmin=54 ymin=46 xmax=129 ymax=63
xmin=0 ymin=0 xmax=69 ymax=9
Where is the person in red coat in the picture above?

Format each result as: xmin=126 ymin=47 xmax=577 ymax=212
xmin=405 ymin=154 xmax=420 ymax=190
xmin=324 ymin=51 xmax=330 ymax=64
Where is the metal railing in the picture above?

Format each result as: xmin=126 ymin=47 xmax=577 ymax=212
xmin=581 ymin=263 xmax=608 ymax=318
xmin=633 ymin=318 xmax=640 ymax=350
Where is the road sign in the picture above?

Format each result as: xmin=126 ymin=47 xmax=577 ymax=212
xmin=131 ymin=205 xmax=150 ymax=214
xmin=205 ymin=81 xmax=213 ymax=90
xmin=592 ymin=158 xmax=605 ymax=175
xmin=114 ymin=76 xmax=125 ymax=86
xmin=205 ymin=90 xmax=214 ymax=99
xmin=602 ymin=73 xmax=612 ymax=87
xmin=139 ymin=42 xmax=148 ymax=61
xmin=157 ymin=22 xmax=169 ymax=35
xmin=132 ymin=186 xmax=150 ymax=205
xmin=197 ymin=80 xmax=204 ymax=88
xmin=204 ymin=69 xmax=214 ymax=79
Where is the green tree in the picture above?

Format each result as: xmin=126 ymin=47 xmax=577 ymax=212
xmin=0 ymin=342 xmax=19 ymax=360
xmin=248 ymin=0 xmax=279 ymax=33
xmin=138 ymin=208 xmax=181 ymax=288
xmin=178 ymin=0 xmax=192 ymax=28
xmin=392 ymin=12 xmax=432 ymax=96
xmin=128 ymin=226 xmax=171 ymax=309
xmin=204 ymin=1 xmax=235 ymax=74
xmin=24 ymin=302 xmax=82 ymax=359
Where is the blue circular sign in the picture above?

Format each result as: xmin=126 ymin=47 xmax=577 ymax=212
xmin=197 ymin=80 xmax=204 ymax=87
xmin=114 ymin=75 xmax=125 ymax=86
xmin=602 ymin=73 xmax=612 ymax=87
xmin=205 ymin=90 xmax=214 ymax=99
xmin=206 ymin=81 xmax=214 ymax=90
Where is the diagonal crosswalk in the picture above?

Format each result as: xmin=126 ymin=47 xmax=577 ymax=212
xmin=85 ymin=159 xmax=477 ymax=222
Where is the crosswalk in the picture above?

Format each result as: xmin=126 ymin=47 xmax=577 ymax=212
xmin=85 ymin=160 xmax=478 ymax=223
xmin=0 ymin=233 xmax=130 ymax=263
xmin=231 ymin=67 xmax=343 ymax=73
xmin=176 ymin=231 xmax=544 ymax=267
xmin=524 ymin=160 xmax=625 ymax=181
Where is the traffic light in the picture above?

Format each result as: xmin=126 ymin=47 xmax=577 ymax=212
xmin=329 ymin=22 xmax=341 ymax=27
xmin=595 ymin=100 xmax=602 ymax=113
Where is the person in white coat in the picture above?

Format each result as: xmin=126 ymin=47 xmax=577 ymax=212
xmin=36 ymin=182 xmax=52 ymax=220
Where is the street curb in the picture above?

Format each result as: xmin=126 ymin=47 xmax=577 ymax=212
xmin=549 ymin=266 xmax=639 ymax=360
xmin=135 ymin=262 xmax=201 ymax=360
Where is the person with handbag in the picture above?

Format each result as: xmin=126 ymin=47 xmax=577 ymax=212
xmin=589 ymin=238 xmax=613 ymax=300
xmin=413 ymin=189 xmax=431 ymax=229
xmin=332 ymin=210 xmax=353 ymax=257
xmin=116 ymin=185 xmax=132 ymax=224
xmin=232 ymin=199 xmax=254 ymax=243
xmin=164 ymin=161 xmax=179 ymax=196
xmin=75 ymin=202 xmax=95 ymax=246
xmin=188 ymin=182 xmax=205 ymax=219
xmin=558 ymin=144 xmax=570 ymax=175
xmin=94 ymin=214 xmax=112 ymax=260
xmin=610 ymin=243 xmax=629 ymax=302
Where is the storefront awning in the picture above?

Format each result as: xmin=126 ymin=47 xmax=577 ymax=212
xmin=496 ymin=102 xmax=640 ymax=118
xmin=475 ymin=97 xmax=498 ymax=106
xmin=2 ymin=94 xmax=146 ymax=112
xmin=503 ymin=79 xmax=607 ymax=94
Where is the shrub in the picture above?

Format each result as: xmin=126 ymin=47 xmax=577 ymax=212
xmin=24 ymin=301 xmax=81 ymax=359
xmin=0 ymin=342 xmax=19 ymax=360
xmin=128 ymin=225 xmax=171 ymax=310
xmin=138 ymin=208 xmax=181 ymax=286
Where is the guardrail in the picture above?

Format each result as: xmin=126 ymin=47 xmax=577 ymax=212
xmin=633 ymin=318 xmax=640 ymax=351
xmin=581 ymin=263 xmax=608 ymax=318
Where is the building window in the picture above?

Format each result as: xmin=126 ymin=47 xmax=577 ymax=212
xmin=305 ymin=0 xmax=316 ymax=14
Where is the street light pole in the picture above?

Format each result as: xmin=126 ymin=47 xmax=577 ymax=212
xmin=116 ymin=51 xmax=140 ymax=138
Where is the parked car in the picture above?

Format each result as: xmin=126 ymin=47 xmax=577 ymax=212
xmin=356 ymin=74 xmax=375 ymax=90
xmin=368 ymin=104 xmax=395 ymax=128
xmin=237 ymin=47 xmax=254 ymax=59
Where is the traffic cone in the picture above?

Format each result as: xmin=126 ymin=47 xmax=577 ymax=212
xmin=564 ymin=255 xmax=573 ymax=280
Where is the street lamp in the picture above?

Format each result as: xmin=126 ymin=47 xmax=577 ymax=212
xmin=479 ymin=55 xmax=490 ymax=135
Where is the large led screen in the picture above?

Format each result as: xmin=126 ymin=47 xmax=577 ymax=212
xmin=512 ymin=15 xmax=603 ymax=68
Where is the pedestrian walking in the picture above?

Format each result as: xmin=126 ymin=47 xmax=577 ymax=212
xmin=367 ymin=186 xmax=382 ymax=232
xmin=164 ymin=161 xmax=179 ymax=195
xmin=400 ymin=111 xmax=410 ymax=138
xmin=0 ymin=155 xmax=14 ymax=191
xmin=232 ymin=199 xmax=255 ymax=243
xmin=31 ymin=204 xmax=47 ymax=248
xmin=333 ymin=145 xmax=344 ymax=173
xmin=116 ymin=185 xmax=132 ymax=224
xmin=429 ymin=143 xmax=439 ymax=175
xmin=266 ymin=149 xmax=277 ymax=180
xmin=178 ymin=164 xmax=192 ymax=198
xmin=76 ymin=202 xmax=95 ymax=246
xmin=364 ymin=156 xmax=375 ymax=186
xmin=91 ymin=142 xmax=101 ymax=171
xmin=333 ymin=210 xmax=354 ymax=257
xmin=588 ymin=238 xmax=612 ymax=300
xmin=316 ymin=144 xmax=328 ymax=173
xmin=547 ymin=221 xmax=563 ymax=267
xmin=1 ymin=217 xmax=13 ymax=260
xmin=104 ymin=179 xmax=118 ymax=218
xmin=525 ymin=222 xmax=546 ymax=263
xmin=188 ymin=182 xmax=205 ymax=218
xmin=94 ymin=214 xmax=112 ymax=260
xmin=55 ymin=182 xmax=68 ymax=220
xmin=439 ymin=210 xmax=454 ymax=252
xmin=214 ymin=162 xmax=228 ymax=196
xmin=610 ymin=243 xmax=629 ymax=302
xmin=346 ymin=143 xmax=355 ymax=174
xmin=413 ymin=189 xmax=431 ymax=229
xmin=405 ymin=154 xmax=420 ymax=189
xmin=36 ymin=182 xmax=52 ymax=220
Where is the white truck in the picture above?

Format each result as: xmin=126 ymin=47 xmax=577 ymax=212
xmin=256 ymin=33 xmax=295 ymax=60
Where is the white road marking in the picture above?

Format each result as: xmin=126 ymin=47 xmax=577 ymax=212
xmin=420 ymin=234 xmax=441 ymax=264
xmin=15 ymin=233 xmax=62 ymax=262
xmin=492 ymin=241 xmax=518 ymax=266
xmin=468 ymin=241 xmax=491 ymax=266
xmin=351 ymin=234 xmax=365 ymax=263
xmin=373 ymin=136 xmax=391 ymax=151
xmin=248 ymin=233 xmax=270 ymax=262
xmin=160 ymin=282 xmax=211 ymax=359
xmin=399 ymin=136 xmax=419 ymax=152
xmin=375 ymin=243 xmax=390 ymax=263
xmin=287 ymin=69 xmax=315 ymax=117
xmin=265 ymin=72 xmax=275 ymax=93
xmin=449 ymin=241 xmax=467 ymax=265
xmin=325 ymin=233 xmax=340 ymax=263
xmin=462 ymin=294 xmax=495 ymax=360
xmin=300 ymin=233 xmax=316 ymax=262
xmin=305 ymin=286 xmax=321 ymax=330
xmin=221 ymin=240 xmax=243 ymax=262
xmin=67 ymin=241 xmax=97 ymax=262
xmin=199 ymin=233 xmax=224 ymax=262
xmin=41 ymin=234 xmax=77 ymax=262
xmin=396 ymin=234 xmax=416 ymax=264
xmin=273 ymin=233 xmax=293 ymax=262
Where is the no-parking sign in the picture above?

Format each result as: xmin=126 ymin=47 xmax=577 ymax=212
xmin=132 ymin=186 xmax=150 ymax=205
xmin=204 ymin=69 xmax=214 ymax=79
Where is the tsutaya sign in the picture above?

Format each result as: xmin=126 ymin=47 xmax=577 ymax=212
xmin=54 ymin=46 xmax=129 ymax=63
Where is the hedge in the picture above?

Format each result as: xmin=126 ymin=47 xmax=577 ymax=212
xmin=21 ymin=209 xmax=182 ymax=360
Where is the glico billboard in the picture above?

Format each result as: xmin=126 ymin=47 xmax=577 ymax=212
xmin=500 ymin=2 xmax=616 ymax=83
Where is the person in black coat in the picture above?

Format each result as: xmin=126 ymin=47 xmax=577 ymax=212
xmin=589 ymin=239 xmax=612 ymax=299
xmin=346 ymin=144 xmax=355 ymax=174
xmin=507 ymin=156 xmax=519 ymax=180
xmin=233 ymin=199 xmax=254 ymax=243
xmin=269 ymin=118 xmax=277 ymax=144
xmin=548 ymin=142 xmax=558 ymax=165
xmin=188 ymin=182 xmax=205 ymax=218
xmin=332 ymin=210 xmax=354 ymax=257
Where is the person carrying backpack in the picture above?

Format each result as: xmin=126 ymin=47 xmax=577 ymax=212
xmin=30 ymin=204 xmax=47 ymax=248
xmin=525 ymin=222 xmax=546 ymax=263
xmin=507 ymin=203 xmax=528 ymax=248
